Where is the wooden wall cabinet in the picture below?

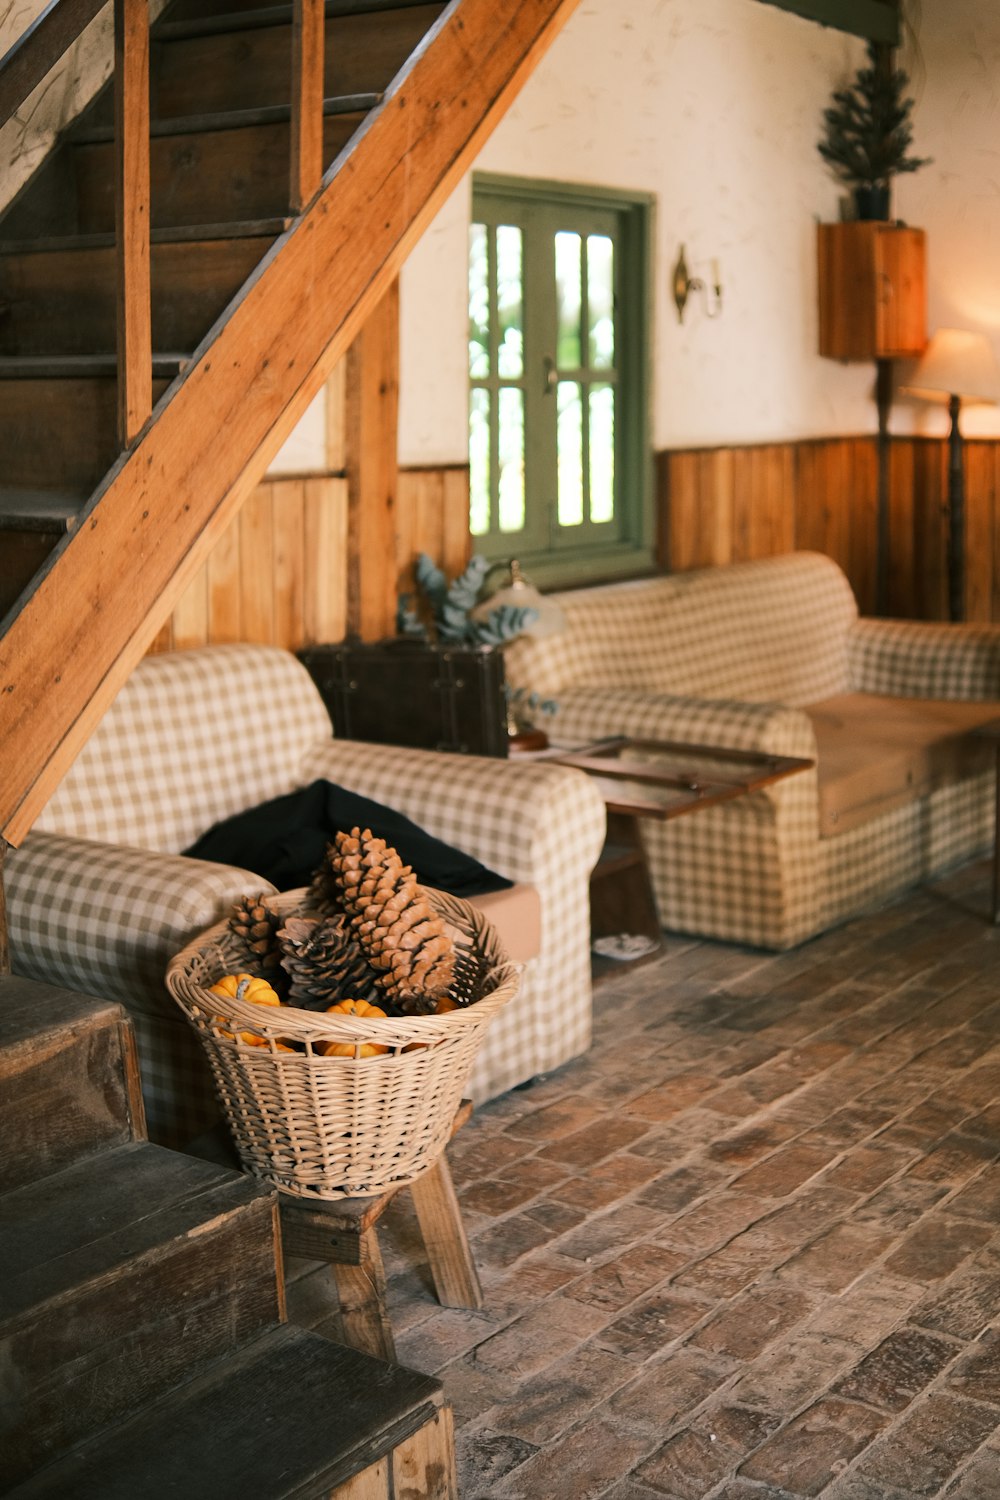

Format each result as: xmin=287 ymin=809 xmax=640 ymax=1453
xmin=817 ymin=222 xmax=926 ymax=361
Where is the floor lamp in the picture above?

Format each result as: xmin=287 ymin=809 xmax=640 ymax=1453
xmin=904 ymin=328 xmax=1000 ymax=622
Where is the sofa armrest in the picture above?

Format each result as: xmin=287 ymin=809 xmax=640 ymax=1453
xmin=298 ymin=738 xmax=607 ymax=890
xmin=848 ymin=618 xmax=1000 ymax=700
xmin=6 ymin=830 xmax=276 ymax=1016
xmin=535 ymin=687 xmax=819 ymax=762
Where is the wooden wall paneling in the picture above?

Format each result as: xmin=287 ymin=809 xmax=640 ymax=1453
xmin=910 ymin=438 xmax=948 ymax=619
xmin=848 ymin=436 xmax=878 ymax=615
xmin=663 ymin=451 xmax=698 ymax=572
xmin=238 ymin=482 xmax=276 ymax=643
xmin=964 ymin=441 xmax=996 ymax=624
xmin=793 ymin=440 xmax=827 ymax=558
xmin=754 ymin=443 xmax=795 ymax=561
xmin=303 ymin=475 xmax=348 ymax=645
xmin=887 ymin=437 xmax=915 ymax=619
xmin=439 ymin=467 xmax=472 ymax=581
xmin=272 ymin=479 xmax=307 ymax=650
xmin=699 ymin=448 xmax=735 ymax=567
xmin=345 ymin=279 xmax=399 ymax=641
xmin=991 ymin=445 xmax=1000 ymax=623
xmin=325 ymin=355 xmax=347 ymax=474
xmin=206 ymin=508 xmax=243 ymax=642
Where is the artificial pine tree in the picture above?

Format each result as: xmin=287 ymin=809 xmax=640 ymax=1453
xmin=818 ymin=43 xmax=930 ymax=217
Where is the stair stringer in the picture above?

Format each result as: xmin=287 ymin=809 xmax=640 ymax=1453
xmin=0 ymin=0 xmax=582 ymax=847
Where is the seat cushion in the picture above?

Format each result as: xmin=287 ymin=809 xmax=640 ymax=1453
xmin=806 ymin=693 xmax=999 ymax=836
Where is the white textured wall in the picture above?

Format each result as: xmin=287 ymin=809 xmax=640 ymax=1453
xmin=398 ymin=0 xmax=1000 ymax=462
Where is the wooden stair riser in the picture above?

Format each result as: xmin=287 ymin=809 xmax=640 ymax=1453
xmin=0 ymin=982 xmax=142 ymax=1194
xmin=0 ymin=376 xmax=170 ymax=489
xmin=0 ymin=531 xmax=64 ymax=624
xmin=72 ymin=114 xmax=363 ymax=233
xmin=0 ymin=237 xmax=275 ymax=357
xmin=151 ymin=4 xmax=444 ymax=119
xmin=0 ymin=1149 xmax=282 ymax=1488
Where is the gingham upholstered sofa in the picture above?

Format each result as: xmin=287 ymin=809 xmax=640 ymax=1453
xmin=6 ymin=644 xmax=605 ymax=1147
xmin=504 ymin=551 xmax=1000 ymax=951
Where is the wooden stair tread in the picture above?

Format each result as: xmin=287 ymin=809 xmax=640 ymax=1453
xmin=158 ymin=0 xmax=445 ymax=39
xmin=0 ymin=977 xmax=124 ymax=1048
xmin=0 ymin=490 xmax=86 ymax=531
xmin=0 ymin=354 xmax=189 ymax=379
xmin=0 ymin=1139 xmax=271 ymax=1322
xmin=8 ymin=1324 xmax=445 ymax=1499
xmin=0 ymin=220 xmax=291 ymax=256
xmin=72 ymin=95 xmax=379 ymax=146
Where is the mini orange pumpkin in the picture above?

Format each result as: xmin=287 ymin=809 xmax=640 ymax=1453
xmin=317 ymin=998 xmax=390 ymax=1058
xmin=210 ymin=972 xmax=282 ymax=1045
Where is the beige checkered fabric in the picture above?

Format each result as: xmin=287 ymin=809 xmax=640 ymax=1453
xmin=34 ymin=643 xmax=333 ymax=853
xmin=505 ymin=552 xmax=1000 ymax=950
xmin=9 ymin=644 xmax=606 ymax=1144
xmin=506 ymin=551 xmax=858 ymax=707
xmin=848 ymin=618 xmax=1000 ymax=700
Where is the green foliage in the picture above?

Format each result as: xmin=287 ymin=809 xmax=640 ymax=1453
xmin=818 ymin=43 xmax=931 ymax=189
xmin=397 ymin=553 xmax=539 ymax=647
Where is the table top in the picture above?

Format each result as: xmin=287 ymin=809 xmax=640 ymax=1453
xmin=540 ymin=735 xmax=814 ymax=821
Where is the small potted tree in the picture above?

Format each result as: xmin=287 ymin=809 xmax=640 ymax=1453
xmin=818 ymin=42 xmax=931 ymax=220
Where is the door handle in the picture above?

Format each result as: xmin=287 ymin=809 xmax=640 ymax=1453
xmin=542 ymin=355 xmax=558 ymax=394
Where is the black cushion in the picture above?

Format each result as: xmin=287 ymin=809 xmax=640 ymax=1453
xmin=183 ymin=779 xmax=512 ymax=897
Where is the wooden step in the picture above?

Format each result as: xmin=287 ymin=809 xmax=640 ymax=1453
xmin=150 ymin=3 xmax=443 ymax=120
xmin=0 ymin=979 xmax=143 ymax=1196
xmin=0 ymin=234 xmax=276 ymax=357
xmin=0 ymin=1141 xmax=281 ymax=1488
xmin=7 ymin=1324 xmax=454 ymax=1499
xmin=72 ymin=109 xmax=367 ymax=234
xmin=0 ymin=363 xmax=179 ymax=489
xmin=0 ymin=489 xmax=85 ymax=621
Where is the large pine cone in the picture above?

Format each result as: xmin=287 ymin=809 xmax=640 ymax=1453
xmin=327 ymin=827 xmax=456 ymax=1014
xmin=228 ymin=895 xmax=283 ymax=979
xmin=277 ymin=914 xmax=375 ymax=1010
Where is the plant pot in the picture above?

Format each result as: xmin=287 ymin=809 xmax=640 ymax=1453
xmin=854 ymin=184 xmax=891 ymax=221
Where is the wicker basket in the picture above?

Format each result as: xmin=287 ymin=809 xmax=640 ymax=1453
xmin=166 ymin=887 xmax=520 ymax=1200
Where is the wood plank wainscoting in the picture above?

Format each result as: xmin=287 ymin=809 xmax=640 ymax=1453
xmin=148 ymin=431 xmax=1000 ymax=661
xmin=147 ymin=462 xmax=472 ymax=657
xmin=660 ymin=435 xmax=1000 ymax=623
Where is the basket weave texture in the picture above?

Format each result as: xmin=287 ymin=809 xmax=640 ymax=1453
xmin=166 ymin=887 xmax=519 ymax=1200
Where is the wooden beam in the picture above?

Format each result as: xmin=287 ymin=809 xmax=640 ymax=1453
xmin=114 ymin=0 xmax=152 ymax=447
xmin=0 ymin=0 xmax=107 ymax=129
xmin=0 ymin=0 xmax=584 ymax=846
xmin=754 ymin=0 xmax=899 ymax=44
xmin=290 ymin=0 xmax=325 ymax=214
xmin=346 ymin=278 xmax=399 ymax=641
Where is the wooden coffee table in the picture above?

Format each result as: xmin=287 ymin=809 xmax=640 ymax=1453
xmin=543 ymin=736 xmax=814 ymax=948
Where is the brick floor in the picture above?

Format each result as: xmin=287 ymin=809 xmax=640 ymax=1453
xmin=286 ymin=857 xmax=1000 ymax=1497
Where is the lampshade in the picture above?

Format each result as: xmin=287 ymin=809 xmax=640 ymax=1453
xmin=904 ymin=328 xmax=1000 ymax=406
xmin=470 ymin=559 xmax=566 ymax=639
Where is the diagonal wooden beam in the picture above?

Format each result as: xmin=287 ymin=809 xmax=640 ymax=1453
xmin=0 ymin=0 xmax=583 ymax=845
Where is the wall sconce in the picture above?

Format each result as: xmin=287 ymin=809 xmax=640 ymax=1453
xmin=672 ymin=244 xmax=723 ymax=323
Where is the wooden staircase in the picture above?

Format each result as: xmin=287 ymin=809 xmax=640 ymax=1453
xmin=0 ymin=976 xmax=457 ymax=1497
xmin=0 ymin=0 xmax=581 ymax=851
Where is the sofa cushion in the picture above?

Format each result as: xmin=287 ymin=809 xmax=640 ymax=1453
xmin=464 ymin=883 xmax=542 ymax=963
xmin=505 ymin=552 xmax=858 ymax=707
xmin=807 ymin=693 xmax=999 ymax=836
xmin=34 ymin=644 xmax=333 ymax=853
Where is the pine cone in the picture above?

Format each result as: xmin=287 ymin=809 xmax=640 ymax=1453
xmin=228 ymin=895 xmax=283 ymax=977
xmin=306 ymin=849 xmax=343 ymax=917
xmin=328 ymin=827 xmax=456 ymax=1014
xmin=277 ymin=914 xmax=375 ymax=1010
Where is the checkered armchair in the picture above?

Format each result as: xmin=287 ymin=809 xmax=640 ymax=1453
xmin=505 ymin=552 xmax=1000 ymax=951
xmin=5 ymin=644 xmax=605 ymax=1147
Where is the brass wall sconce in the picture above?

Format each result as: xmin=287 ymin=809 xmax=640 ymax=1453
xmin=672 ymin=244 xmax=723 ymax=323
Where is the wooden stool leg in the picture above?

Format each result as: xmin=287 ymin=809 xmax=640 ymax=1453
xmin=409 ymin=1155 xmax=483 ymax=1310
xmin=331 ymin=1225 xmax=397 ymax=1363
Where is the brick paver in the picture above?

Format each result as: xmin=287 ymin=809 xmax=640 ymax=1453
xmin=285 ymin=857 xmax=1000 ymax=1496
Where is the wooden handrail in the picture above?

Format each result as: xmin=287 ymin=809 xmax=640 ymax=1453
xmin=0 ymin=0 xmax=106 ymax=128
xmin=290 ymin=0 xmax=326 ymax=213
